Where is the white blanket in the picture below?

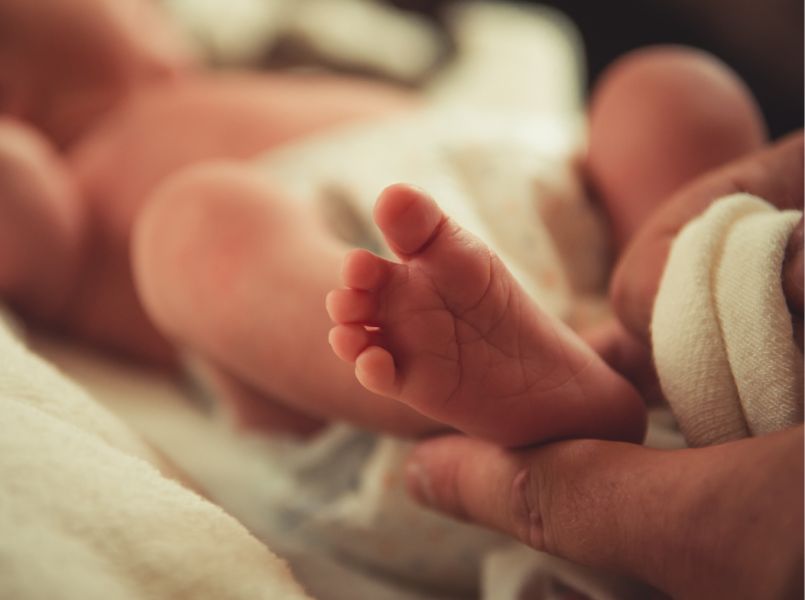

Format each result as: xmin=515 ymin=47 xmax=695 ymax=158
xmin=0 ymin=310 xmax=312 ymax=600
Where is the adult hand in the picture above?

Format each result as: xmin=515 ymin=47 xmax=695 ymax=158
xmin=405 ymin=426 xmax=803 ymax=598
xmin=405 ymin=135 xmax=805 ymax=597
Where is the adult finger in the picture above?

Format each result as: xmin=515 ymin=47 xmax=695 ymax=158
xmin=612 ymin=132 xmax=804 ymax=346
xmin=406 ymin=428 xmax=803 ymax=598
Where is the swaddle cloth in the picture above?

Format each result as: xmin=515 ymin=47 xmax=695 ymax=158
xmin=652 ymin=193 xmax=803 ymax=447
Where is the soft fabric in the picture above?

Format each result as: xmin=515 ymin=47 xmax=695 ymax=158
xmin=163 ymin=0 xmax=444 ymax=78
xmin=652 ymin=193 xmax=803 ymax=447
xmin=0 ymin=312 xmax=312 ymax=600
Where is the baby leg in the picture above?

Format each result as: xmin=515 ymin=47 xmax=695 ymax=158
xmin=328 ymin=185 xmax=646 ymax=446
xmin=133 ymin=162 xmax=442 ymax=436
xmin=588 ymin=46 xmax=767 ymax=249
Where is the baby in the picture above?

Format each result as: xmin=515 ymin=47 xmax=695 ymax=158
xmin=0 ymin=0 xmax=765 ymax=446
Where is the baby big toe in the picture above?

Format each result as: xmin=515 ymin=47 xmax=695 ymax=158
xmin=373 ymin=184 xmax=444 ymax=257
xmin=328 ymin=324 xmax=375 ymax=362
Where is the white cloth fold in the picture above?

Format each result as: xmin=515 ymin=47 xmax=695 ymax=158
xmin=652 ymin=193 xmax=803 ymax=447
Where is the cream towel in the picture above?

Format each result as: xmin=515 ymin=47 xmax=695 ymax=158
xmin=0 ymin=315 xmax=311 ymax=600
xmin=652 ymin=193 xmax=803 ymax=447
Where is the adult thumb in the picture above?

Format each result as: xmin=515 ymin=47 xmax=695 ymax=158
xmin=406 ymin=428 xmax=803 ymax=598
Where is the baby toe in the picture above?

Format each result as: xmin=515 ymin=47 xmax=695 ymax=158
xmin=341 ymin=248 xmax=391 ymax=290
xmin=374 ymin=184 xmax=444 ymax=257
xmin=328 ymin=324 xmax=375 ymax=362
xmin=325 ymin=288 xmax=379 ymax=324
xmin=355 ymin=345 xmax=398 ymax=396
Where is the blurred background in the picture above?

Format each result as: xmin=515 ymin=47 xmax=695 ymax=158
xmin=165 ymin=0 xmax=803 ymax=138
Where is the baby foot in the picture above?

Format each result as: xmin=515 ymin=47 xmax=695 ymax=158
xmin=328 ymin=185 xmax=646 ymax=446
